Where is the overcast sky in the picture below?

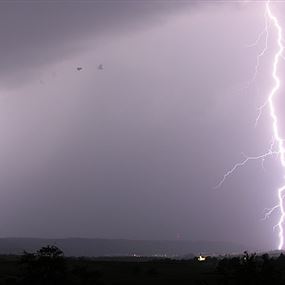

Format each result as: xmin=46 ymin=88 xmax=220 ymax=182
xmin=0 ymin=0 xmax=284 ymax=251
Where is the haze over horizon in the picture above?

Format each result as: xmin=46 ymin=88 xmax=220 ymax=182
xmin=0 ymin=1 xmax=284 ymax=251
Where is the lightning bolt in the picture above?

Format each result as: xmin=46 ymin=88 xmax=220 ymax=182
xmin=215 ymin=147 xmax=278 ymax=190
xmin=266 ymin=0 xmax=285 ymax=250
xmin=216 ymin=1 xmax=285 ymax=250
xmin=247 ymin=7 xmax=269 ymax=86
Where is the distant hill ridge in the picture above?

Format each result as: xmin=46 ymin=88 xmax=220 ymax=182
xmin=0 ymin=238 xmax=248 ymax=257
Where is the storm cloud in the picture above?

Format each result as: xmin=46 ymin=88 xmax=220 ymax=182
xmin=0 ymin=1 xmax=196 ymax=86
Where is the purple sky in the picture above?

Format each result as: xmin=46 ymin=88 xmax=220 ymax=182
xmin=0 ymin=0 xmax=284 ymax=251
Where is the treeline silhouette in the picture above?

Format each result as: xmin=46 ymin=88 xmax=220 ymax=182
xmin=0 ymin=246 xmax=285 ymax=284
xmin=217 ymin=251 xmax=285 ymax=284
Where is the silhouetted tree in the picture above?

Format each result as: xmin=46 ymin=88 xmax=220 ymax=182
xmin=239 ymin=251 xmax=258 ymax=284
xmin=20 ymin=245 xmax=66 ymax=285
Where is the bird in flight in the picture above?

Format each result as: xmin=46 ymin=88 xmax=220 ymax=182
xmin=98 ymin=64 xmax=104 ymax=70
xmin=76 ymin=67 xmax=83 ymax=71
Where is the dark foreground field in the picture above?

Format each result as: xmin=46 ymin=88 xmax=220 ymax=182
xmin=0 ymin=256 xmax=222 ymax=285
xmin=0 ymin=246 xmax=284 ymax=285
